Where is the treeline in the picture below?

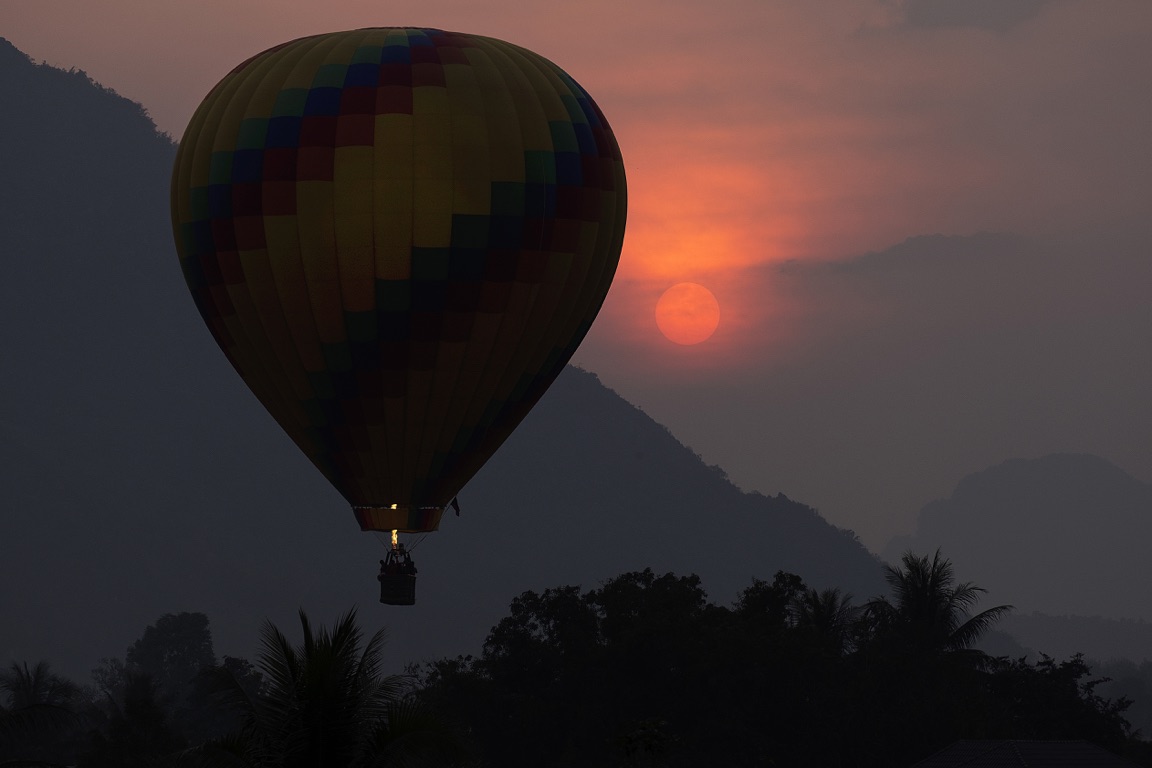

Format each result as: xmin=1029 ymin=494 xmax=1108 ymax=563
xmin=1 ymin=553 xmax=1148 ymax=767
xmin=0 ymin=612 xmax=260 ymax=766
xmin=415 ymin=554 xmax=1140 ymax=767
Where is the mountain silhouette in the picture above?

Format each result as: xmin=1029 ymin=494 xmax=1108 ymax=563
xmin=0 ymin=38 xmax=885 ymax=681
xmin=885 ymin=453 xmax=1152 ymax=622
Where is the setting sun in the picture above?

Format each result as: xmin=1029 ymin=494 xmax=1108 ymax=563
xmin=655 ymin=283 xmax=721 ymax=345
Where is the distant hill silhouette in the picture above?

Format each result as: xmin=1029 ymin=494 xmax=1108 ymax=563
xmin=997 ymin=612 xmax=1152 ymax=664
xmin=885 ymin=453 xmax=1152 ymax=622
xmin=742 ymin=226 xmax=1152 ymax=553
xmin=0 ymin=38 xmax=885 ymax=681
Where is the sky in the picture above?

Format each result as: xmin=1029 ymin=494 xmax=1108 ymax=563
xmin=2 ymin=0 xmax=1150 ymax=547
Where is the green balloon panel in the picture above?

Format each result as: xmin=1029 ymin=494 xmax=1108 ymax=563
xmin=172 ymin=29 xmax=626 ymax=531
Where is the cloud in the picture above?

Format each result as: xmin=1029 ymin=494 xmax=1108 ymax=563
xmin=3 ymin=0 xmax=1148 ymax=268
xmin=899 ymin=0 xmax=1059 ymax=30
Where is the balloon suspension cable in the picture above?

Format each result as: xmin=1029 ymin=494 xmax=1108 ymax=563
xmin=406 ymin=533 xmax=430 ymax=553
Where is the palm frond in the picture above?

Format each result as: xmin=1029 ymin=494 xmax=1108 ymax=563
xmin=357 ymin=697 xmax=472 ymax=768
xmin=949 ymin=604 xmax=1013 ymax=650
xmin=0 ymin=701 xmax=83 ymax=742
xmin=176 ymin=732 xmax=254 ymax=768
xmin=0 ymin=661 xmax=80 ymax=709
xmin=946 ymin=582 xmax=988 ymax=612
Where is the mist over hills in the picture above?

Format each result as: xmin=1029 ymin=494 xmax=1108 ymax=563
xmin=0 ymin=39 xmax=885 ymax=681
xmin=1000 ymin=612 xmax=1152 ymax=666
xmin=886 ymin=453 xmax=1152 ymax=626
xmin=628 ymin=216 xmax=1152 ymax=550
xmin=6 ymin=36 xmax=1151 ymax=703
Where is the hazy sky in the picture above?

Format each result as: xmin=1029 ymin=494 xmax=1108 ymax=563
xmin=3 ymin=0 xmax=1150 ymax=546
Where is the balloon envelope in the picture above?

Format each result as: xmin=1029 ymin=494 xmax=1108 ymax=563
xmin=171 ymin=28 xmax=626 ymax=532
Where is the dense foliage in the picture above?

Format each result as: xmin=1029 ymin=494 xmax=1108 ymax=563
xmin=1 ymin=554 xmax=1144 ymax=767
xmin=415 ymin=556 xmax=1135 ymax=767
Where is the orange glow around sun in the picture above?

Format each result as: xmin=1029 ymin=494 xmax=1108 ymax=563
xmin=655 ymin=283 xmax=721 ymax=345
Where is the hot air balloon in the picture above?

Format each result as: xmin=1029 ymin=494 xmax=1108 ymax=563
xmin=170 ymin=28 xmax=626 ymax=602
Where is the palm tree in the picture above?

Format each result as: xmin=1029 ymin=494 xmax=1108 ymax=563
xmin=852 ymin=551 xmax=1014 ymax=763
xmin=0 ymin=660 xmax=85 ymax=764
xmin=791 ymin=587 xmax=860 ymax=657
xmin=865 ymin=549 xmax=1012 ymax=663
xmin=189 ymin=608 xmax=466 ymax=768
xmin=0 ymin=661 xmax=80 ymax=710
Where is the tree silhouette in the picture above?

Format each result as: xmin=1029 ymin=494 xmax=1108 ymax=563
xmin=415 ymin=559 xmax=1138 ymax=767
xmin=0 ymin=660 xmax=85 ymax=764
xmin=853 ymin=550 xmax=1014 ymax=763
xmin=81 ymin=670 xmax=185 ymax=768
xmin=126 ymin=613 xmax=216 ymax=702
xmin=866 ymin=549 xmax=1012 ymax=661
xmin=791 ymin=587 xmax=860 ymax=657
xmin=191 ymin=608 xmax=464 ymax=768
xmin=984 ymin=653 xmax=1132 ymax=751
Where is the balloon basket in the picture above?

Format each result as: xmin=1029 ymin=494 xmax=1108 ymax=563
xmin=379 ymin=574 xmax=417 ymax=606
